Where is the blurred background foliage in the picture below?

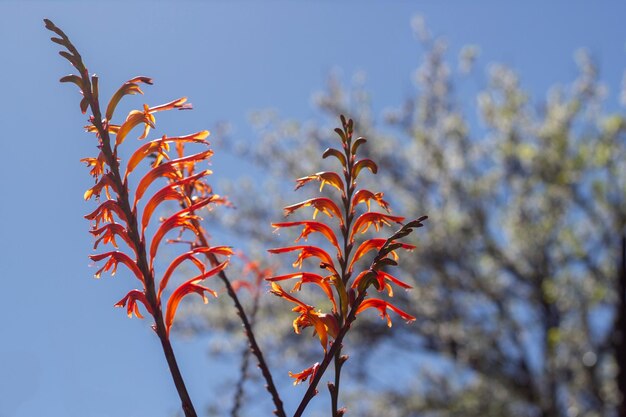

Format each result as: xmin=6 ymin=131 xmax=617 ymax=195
xmin=177 ymin=18 xmax=625 ymax=417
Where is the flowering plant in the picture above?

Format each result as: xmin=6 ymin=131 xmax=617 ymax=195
xmin=46 ymin=19 xmax=426 ymax=417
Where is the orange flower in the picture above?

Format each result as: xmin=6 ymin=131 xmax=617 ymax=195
xmin=115 ymin=98 xmax=191 ymax=146
xmin=350 ymin=212 xmax=405 ymax=241
xmin=348 ymin=238 xmax=415 ymax=272
xmin=266 ymin=272 xmax=337 ymax=313
xmin=289 ymin=362 xmax=320 ymax=386
xmin=352 ymin=189 xmax=390 ymax=212
xmin=295 ymin=171 xmax=344 ymax=194
xmin=269 ymin=282 xmax=338 ymax=351
xmin=272 ymin=221 xmax=341 ymax=254
xmin=164 ymin=261 xmax=228 ymax=336
xmin=268 ymin=246 xmax=338 ymax=275
xmin=115 ymin=289 xmax=153 ymax=319
xmin=355 ymin=298 xmax=416 ymax=327
xmin=283 ymin=197 xmax=343 ymax=223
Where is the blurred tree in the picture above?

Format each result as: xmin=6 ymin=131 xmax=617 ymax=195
xmin=186 ymin=20 xmax=626 ymax=417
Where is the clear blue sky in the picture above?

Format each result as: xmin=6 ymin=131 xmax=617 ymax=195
xmin=1 ymin=2 xmax=625 ymax=417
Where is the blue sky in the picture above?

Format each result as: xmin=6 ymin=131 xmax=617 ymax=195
xmin=1 ymin=2 xmax=626 ymax=417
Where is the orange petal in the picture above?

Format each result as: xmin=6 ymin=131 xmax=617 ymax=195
xmin=350 ymin=212 xmax=405 ymax=242
xmin=114 ymin=289 xmax=153 ymax=319
xmin=352 ymin=270 xmax=412 ymax=294
xmin=105 ymin=76 xmax=153 ymax=121
xmin=164 ymin=261 xmax=228 ymax=336
xmin=295 ymin=171 xmax=344 ymax=193
xmin=84 ymin=173 xmax=117 ymax=201
xmin=90 ymin=223 xmax=134 ymax=251
xmin=289 ymin=362 xmax=319 ymax=386
xmin=272 ymin=221 xmax=341 ymax=254
xmin=141 ymin=186 xmax=187 ymax=235
xmin=267 ymin=272 xmax=337 ymax=313
xmin=148 ymin=97 xmax=190 ymax=113
xmin=348 ymin=238 xmax=415 ymax=272
xmin=355 ymin=298 xmax=415 ymax=327
xmin=124 ymin=131 xmax=210 ymax=179
xmin=84 ymin=199 xmax=127 ymax=228
xmin=149 ymin=196 xmax=217 ymax=267
xmin=158 ymin=246 xmax=233 ymax=299
xmin=134 ymin=150 xmax=213 ymax=205
xmin=352 ymin=190 xmax=390 ymax=212
xmin=115 ymin=108 xmax=154 ymax=146
xmin=351 ymin=159 xmax=378 ymax=178
xmin=283 ymin=197 xmax=343 ymax=224
xmin=268 ymin=245 xmax=337 ymax=274
xmin=89 ymin=251 xmax=144 ymax=283
xmin=322 ymin=147 xmax=346 ymax=167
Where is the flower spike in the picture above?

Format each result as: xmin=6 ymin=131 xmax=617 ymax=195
xmin=269 ymin=116 xmax=426 ymax=408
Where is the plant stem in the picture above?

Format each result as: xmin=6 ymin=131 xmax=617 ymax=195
xmin=78 ymin=64 xmax=198 ymax=416
xmin=292 ymin=291 xmax=367 ymax=417
xmin=190 ymin=222 xmax=286 ymax=417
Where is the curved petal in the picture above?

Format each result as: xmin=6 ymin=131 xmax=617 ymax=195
xmin=164 ymin=261 xmax=228 ymax=336
xmin=158 ymin=246 xmax=233 ymax=299
xmin=114 ymin=289 xmax=153 ymax=319
xmin=272 ymin=221 xmax=341 ymax=254
xmin=105 ymin=76 xmax=153 ymax=121
xmin=351 ymin=158 xmax=378 ymax=178
xmin=84 ymin=173 xmax=117 ymax=201
xmin=289 ymin=362 xmax=319 ymax=386
xmin=355 ymin=298 xmax=416 ymax=327
xmin=352 ymin=270 xmax=413 ymax=294
xmin=84 ymin=199 xmax=127 ymax=228
xmin=134 ymin=150 xmax=213 ymax=205
xmin=141 ymin=186 xmax=186 ymax=235
xmin=266 ymin=272 xmax=337 ymax=313
xmin=268 ymin=245 xmax=337 ymax=274
xmin=352 ymin=190 xmax=390 ymax=212
xmin=350 ymin=212 xmax=405 ymax=242
xmin=283 ymin=197 xmax=343 ymax=224
xmin=89 ymin=251 xmax=144 ymax=283
xmin=322 ymin=147 xmax=346 ymax=167
xmin=149 ymin=196 xmax=217 ymax=266
xmin=124 ymin=131 xmax=210 ymax=179
xmin=295 ymin=171 xmax=344 ymax=193
xmin=90 ymin=223 xmax=134 ymax=251
xmin=349 ymin=238 xmax=415 ymax=272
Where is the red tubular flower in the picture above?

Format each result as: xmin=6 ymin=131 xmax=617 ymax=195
xmin=355 ymin=298 xmax=416 ymax=327
xmin=268 ymin=246 xmax=338 ymax=275
xmin=272 ymin=221 xmax=341 ymax=254
xmin=289 ymin=362 xmax=320 ymax=386
xmin=283 ymin=197 xmax=343 ymax=224
xmin=115 ymin=289 xmax=153 ymax=318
